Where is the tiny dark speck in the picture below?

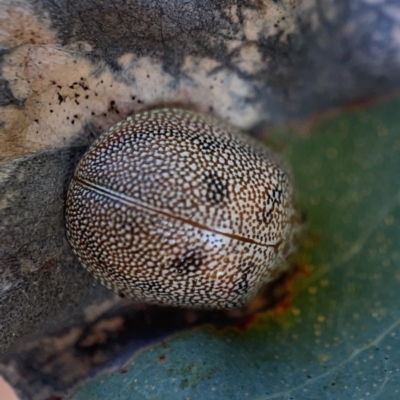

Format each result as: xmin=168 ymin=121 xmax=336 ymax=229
xmin=91 ymin=112 xmax=95 ymax=116
xmin=159 ymin=354 xmax=166 ymax=362
xmin=131 ymin=96 xmax=136 ymax=100
xmin=51 ymin=80 xmax=56 ymax=85
xmin=95 ymin=92 xmax=98 ymax=96
xmin=71 ymin=120 xmax=75 ymax=124
xmin=85 ymin=95 xmax=89 ymax=99
xmin=57 ymin=85 xmax=62 ymax=89
xmin=50 ymin=109 xmax=53 ymax=113
xmin=57 ymin=92 xmax=65 ymax=104
xmin=34 ymin=119 xmax=39 ymax=123
xmin=75 ymin=100 xmax=80 ymax=105
xmin=74 ymin=114 xmax=78 ymax=119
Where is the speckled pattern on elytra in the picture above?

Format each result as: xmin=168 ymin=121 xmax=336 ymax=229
xmin=65 ymin=108 xmax=301 ymax=309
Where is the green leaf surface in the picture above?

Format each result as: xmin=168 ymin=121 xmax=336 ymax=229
xmin=72 ymin=99 xmax=400 ymax=400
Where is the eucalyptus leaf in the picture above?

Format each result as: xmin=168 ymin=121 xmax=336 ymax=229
xmin=72 ymin=98 xmax=400 ymax=400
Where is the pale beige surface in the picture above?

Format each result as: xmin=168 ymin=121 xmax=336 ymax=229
xmin=0 ymin=377 xmax=18 ymax=400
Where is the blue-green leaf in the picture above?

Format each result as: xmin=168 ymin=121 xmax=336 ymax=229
xmin=72 ymin=99 xmax=400 ymax=400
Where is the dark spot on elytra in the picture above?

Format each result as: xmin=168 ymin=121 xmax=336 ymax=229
xmin=190 ymin=133 xmax=224 ymax=154
xmin=204 ymin=171 xmax=227 ymax=205
xmin=262 ymin=168 xmax=287 ymax=225
xmin=233 ymin=263 xmax=253 ymax=295
xmin=190 ymin=132 xmax=261 ymax=165
xmin=171 ymin=249 xmax=204 ymax=275
xmin=263 ymin=188 xmax=282 ymax=224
